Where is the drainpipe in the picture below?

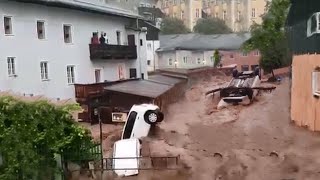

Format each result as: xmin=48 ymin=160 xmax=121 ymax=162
xmin=153 ymin=40 xmax=156 ymax=71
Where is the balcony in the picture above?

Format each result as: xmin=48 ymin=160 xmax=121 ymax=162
xmin=89 ymin=44 xmax=137 ymax=60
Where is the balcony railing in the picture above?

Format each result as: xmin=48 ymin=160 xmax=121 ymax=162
xmin=89 ymin=44 xmax=137 ymax=60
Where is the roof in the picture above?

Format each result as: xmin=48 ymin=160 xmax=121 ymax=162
xmin=286 ymin=0 xmax=320 ymax=26
xmin=11 ymin=0 xmax=142 ymax=19
xmin=157 ymin=33 xmax=251 ymax=52
xmin=148 ymin=74 xmax=184 ymax=85
xmin=104 ymin=80 xmax=173 ymax=98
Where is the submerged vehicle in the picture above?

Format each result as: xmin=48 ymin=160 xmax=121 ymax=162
xmin=121 ymin=104 xmax=164 ymax=140
xmin=206 ymin=69 xmax=276 ymax=109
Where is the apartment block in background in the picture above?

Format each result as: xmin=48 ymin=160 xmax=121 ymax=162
xmin=203 ymin=0 xmax=268 ymax=31
xmin=159 ymin=0 xmax=202 ymax=30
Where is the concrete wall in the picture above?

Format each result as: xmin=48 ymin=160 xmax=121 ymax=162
xmin=157 ymin=49 xmax=260 ymax=70
xmin=291 ymin=54 xmax=320 ymax=131
xmin=0 ymin=1 xmax=147 ymax=100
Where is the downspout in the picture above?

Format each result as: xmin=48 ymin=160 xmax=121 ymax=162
xmin=136 ymin=18 xmax=143 ymax=79
xmin=153 ymin=40 xmax=156 ymax=71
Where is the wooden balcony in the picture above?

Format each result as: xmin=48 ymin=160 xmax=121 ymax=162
xmin=75 ymin=83 xmax=107 ymax=102
xmin=89 ymin=44 xmax=137 ymax=60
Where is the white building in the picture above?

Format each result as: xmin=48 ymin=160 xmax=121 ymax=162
xmin=156 ymin=33 xmax=260 ymax=71
xmin=0 ymin=0 xmax=148 ymax=100
xmin=146 ymin=40 xmax=160 ymax=72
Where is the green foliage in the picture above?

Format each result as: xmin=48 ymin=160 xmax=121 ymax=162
xmin=194 ymin=18 xmax=233 ymax=34
xmin=160 ymin=17 xmax=190 ymax=34
xmin=214 ymin=50 xmax=221 ymax=67
xmin=0 ymin=96 xmax=95 ymax=179
xmin=242 ymin=0 xmax=291 ymax=74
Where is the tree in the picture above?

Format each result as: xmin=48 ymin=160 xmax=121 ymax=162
xmin=214 ymin=50 xmax=221 ymax=67
xmin=0 ymin=97 xmax=95 ymax=179
xmin=242 ymin=0 xmax=291 ymax=77
xmin=160 ymin=17 xmax=190 ymax=34
xmin=194 ymin=18 xmax=232 ymax=34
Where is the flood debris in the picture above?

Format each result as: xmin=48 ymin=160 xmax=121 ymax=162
xmin=205 ymin=70 xmax=276 ymax=109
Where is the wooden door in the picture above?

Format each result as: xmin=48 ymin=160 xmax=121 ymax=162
xmin=128 ymin=35 xmax=135 ymax=46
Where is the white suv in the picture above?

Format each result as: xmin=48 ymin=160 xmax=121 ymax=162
xmin=121 ymin=104 xmax=164 ymax=140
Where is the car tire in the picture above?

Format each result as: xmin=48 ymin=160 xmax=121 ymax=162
xmin=144 ymin=110 xmax=159 ymax=124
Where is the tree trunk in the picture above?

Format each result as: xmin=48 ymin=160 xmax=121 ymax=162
xmin=271 ymin=69 xmax=275 ymax=78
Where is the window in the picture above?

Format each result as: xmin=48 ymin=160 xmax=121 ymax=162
xmin=7 ymin=57 xmax=16 ymax=76
xmin=140 ymin=39 xmax=143 ymax=46
xmin=4 ymin=16 xmax=13 ymax=35
xmin=169 ymin=58 xmax=173 ymax=65
xmin=196 ymin=9 xmax=200 ymax=18
xmin=242 ymin=52 xmax=248 ymax=56
xmin=67 ymin=66 xmax=75 ymax=84
xmin=197 ymin=58 xmax=201 ymax=64
xmin=223 ymin=11 xmax=227 ymax=20
xmin=147 ymin=60 xmax=151 ymax=65
xmin=241 ymin=65 xmax=249 ymax=71
xmin=181 ymin=10 xmax=184 ymax=19
xmin=210 ymin=56 xmax=214 ymax=62
xmin=254 ymin=51 xmax=260 ymax=56
xmin=147 ymin=43 xmax=152 ymax=50
xmin=237 ymin=11 xmax=241 ymax=21
xmin=183 ymin=57 xmax=187 ymax=64
xmin=230 ymin=54 xmax=234 ymax=58
xmin=312 ymin=68 xmax=320 ymax=96
xmin=37 ymin=21 xmax=45 ymax=39
xmin=95 ymin=69 xmax=101 ymax=83
xmin=40 ymin=62 xmax=49 ymax=80
xmin=116 ymin=31 xmax=121 ymax=45
xmin=63 ymin=25 xmax=72 ymax=43
xmin=173 ymin=0 xmax=176 ymax=5
xmin=215 ymin=12 xmax=218 ymax=18
xmin=251 ymin=65 xmax=259 ymax=71
xmin=252 ymin=8 xmax=256 ymax=18
xmin=307 ymin=12 xmax=320 ymax=37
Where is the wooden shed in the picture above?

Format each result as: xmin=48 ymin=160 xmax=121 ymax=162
xmin=75 ymin=75 xmax=186 ymax=124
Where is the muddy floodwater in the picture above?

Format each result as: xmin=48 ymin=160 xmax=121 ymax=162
xmin=88 ymin=75 xmax=320 ymax=180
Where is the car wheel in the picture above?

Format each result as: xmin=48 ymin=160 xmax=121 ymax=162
xmin=144 ymin=110 xmax=159 ymax=124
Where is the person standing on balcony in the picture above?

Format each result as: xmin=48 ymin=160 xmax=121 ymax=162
xmin=91 ymin=32 xmax=99 ymax=44
xmin=99 ymin=32 xmax=106 ymax=44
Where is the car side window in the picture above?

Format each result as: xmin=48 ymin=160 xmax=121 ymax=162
xmin=122 ymin=111 xmax=138 ymax=139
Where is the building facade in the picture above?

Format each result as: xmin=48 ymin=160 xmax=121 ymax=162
xmin=287 ymin=0 xmax=320 ymax=132
xmin=159 ymin=0 xmax=268 ymax=31
xmin=159 ymin=0 xmax=203 ymax=30
xmin=157 ymin=33 xmax=260 ymax=71
xmin=0 ymin=0 xmax=148 ymax=100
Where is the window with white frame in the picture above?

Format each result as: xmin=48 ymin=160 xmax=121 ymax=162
xmin=312 ymin=68 xmax=320 ymax=96
xmin=183 ymin=57 xmax=187 ymax=64
xmin=242 ymin=51 xmax=248 ymax=56
xmin=7 ymin=57 xmax=16 ymax=76
xmin=147 ymin=43 xmax=152 ymax=50
xmin=197 ymin=58 xmax=201 ymax=64
xmin=210 ymin=56 xmax=214 ymax=63
xmin=307 ymin=12 xmax=320 ymax=37
xmin=181 ymin=10 xmax=184 ymax=19
xmin=40 ymin=61 xmax=49 ymax=80
xmin=63 ymin=25 xmax=72 ymax=43
xmin=67 ymin=66 xmax=75 ymax=84
xmin=223 ymin=11 xmax=227 ymax=20
xmin=254 ymin=51 xmax=260 ymax=56
xmin=4 ymin=16 xmax=13 ymax=35
xmin=37 ymin=21 xmax=45 ymax=39
xmin=252 ymin=8 xmax=256 ymax=18
xmin=237 ymin=11 xmax=241 ymax=21
xmin=169 ymin=58 xmax=173 ymax=66
xmin=196 ymin=9 xmax=200 ymax=18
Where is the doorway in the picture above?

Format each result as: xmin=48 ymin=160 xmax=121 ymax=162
xmin=116 ymin=31 xmax=121 ymax=45
xmin=95 ymin=69 xmax=101 ymax=83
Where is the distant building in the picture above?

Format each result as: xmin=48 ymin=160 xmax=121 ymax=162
xmin=287 ymin=0 xmax=320 ymax=131
xmin=158 ymin=0 xmax=269 ymax=31
xmin=156 ymin=33 xmax=260 ymax=71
